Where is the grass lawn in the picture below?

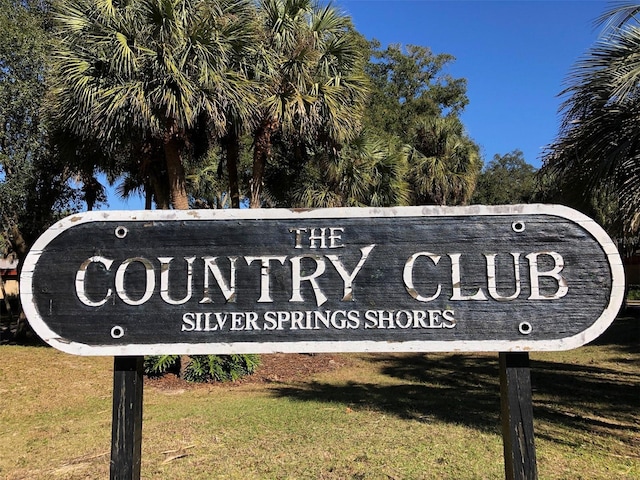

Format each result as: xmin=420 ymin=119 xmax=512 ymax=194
xmin=0 ymin=312 xmax=638 ymax=479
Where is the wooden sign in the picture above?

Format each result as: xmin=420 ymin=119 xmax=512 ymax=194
xmin=20 ymin=205 xmax=624 ymax=355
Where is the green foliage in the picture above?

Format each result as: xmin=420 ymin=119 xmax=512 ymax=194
xmin=289 ymin=132 xmax=410 ymax=208
xmin=263 ymin=37 xmax=480 ymax=209
xmin=541 ymin=3 xmax=640 ymax=236
xmin=183 ymin=354 xmax=260 ymax=383
xmin=50 ymin=0 xmax=259 ymax=209
xmin=144 ymin=355 xmax=180 ymax=377
xmin=0 ymin=0 xmax=83 ymax=255
xmin=246 ymin=0 xmax=370 ymax=207
xmin=144 ymin=354 xmax=259 ymax=383
xmin=41 ymin=0 xmax=482 ymax=213
xmin=49 ymin=0 xmax=372 ymax=210
xmin=472 ymin=150 xmax=537 ymax=205
xmin=405 ymin=116 xmax=481 ymax=206
xmin=359 ymin=41 xmax=479 ymax=207
xmin=365 ymin=41 xmax=468 ymax=143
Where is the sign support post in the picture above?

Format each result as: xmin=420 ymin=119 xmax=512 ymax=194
xmin=499 ymin=352 xmax=537 ymax=480
xmin=19 ymin=205 xmax=625 ymax=479
xmin=110 ymin=356 xmax=144 ymax=480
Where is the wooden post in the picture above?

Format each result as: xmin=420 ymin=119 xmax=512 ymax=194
xmin=110 ymin=356 xmax=144 ymax=480
xmin=499 ymin=352 xmax=537 ymax=480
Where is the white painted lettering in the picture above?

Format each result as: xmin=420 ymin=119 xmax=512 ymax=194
xmin=75 ymin=256 xmax=113 ymax=307
xmin=377 ymin=310 xmax=395 ymax=329
xmin=289 ymin=228 xmax=308 ymax=249
xmin=158 ymin=256 xmax=195 ymax=305
xmin=263 ymin=311 xmax=277 ymax=330
xmin=412 ymin=310 xmax=429 ymax=328
xmin=428 ymin=310 xmax=442 ymax=328
xmin=526 ymin=252 xmax=568 ymax=300
xmin=326 ymin=244 xmax=375 ymax=301
xmin=364 ymin=310 xmax=378 ymax=329
xmin=442 ymin=309 xmax=456 ymax=328
xmin=200 ymin=256 xmax=237 ymax=304
xmin=403 ymin=252 xmax=442 ymax=302
xmin=289 ymin=255 xmax=328 ymax=306
xmin=115 ymin=257 xmax=155 ymax=306
xmin=245 ymin=255 xmax=287 ymax=303
xmin=308 ymin=228 xmax=327 ymax=249
xmin=328 ymin=228 xmax=344 ymax=248
xmin=486 ymin=253 xmax=521 ymax=301
xmin=213 ymin=312 xmax=228 ymax=330
xmin=395 ymin=310 xmax=412 ymax=329
xmin=291 ymin=310 xmax=306 ymax=329
xmin=181 ymin=312 xmax=196 ymax=331
xmin=450 ymin=253 xmax=488 ymax=301
xmin=245 ymin=311 xmax=260 ymax=330
xmin=347 ymin=310 xmax=360 ymax=329
xmin=277 ymin=311 xmax=290 ymax=330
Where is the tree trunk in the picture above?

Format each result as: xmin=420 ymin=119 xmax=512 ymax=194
xmin=145 ymin=187 xmax=153 ymax=210
xmin=9 ymin=224 xmax=29 ymax=259
xmin=7 ymin=224 xmax=31 ymax=341
xmin=82 ymin=174 xmax=102 ymax=211
xmin=251 ymin=118 xmax=278 ymax=209
xmin=223 ymin=130 xmax=241 ymax=209
xmin=149 ymin=173 xmax=170 ymax=210
xmin=164 ymin=134 xmax=189 ymax=210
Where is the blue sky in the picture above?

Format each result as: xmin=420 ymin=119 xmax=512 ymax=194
xmin=104 ymin=0 xmax=608 ymax=210
xmin=339 ymin=0 xmax=607 ymax=167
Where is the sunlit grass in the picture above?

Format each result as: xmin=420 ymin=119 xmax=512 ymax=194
xmin=0 ymin=314 xmax=638 ymax=479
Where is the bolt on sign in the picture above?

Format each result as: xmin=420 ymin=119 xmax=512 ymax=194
xmin=20 ymin=205 xmax=624 ymax=355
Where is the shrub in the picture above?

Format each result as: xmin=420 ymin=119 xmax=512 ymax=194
xmin=183 ymin=354 xmax=260 ymax=383
xmin=144 ymin=354 xmax=260 ymax=383
xmin=144 ymin=355 xmax=180 ymax=377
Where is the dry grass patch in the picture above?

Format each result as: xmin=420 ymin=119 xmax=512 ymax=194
xmin=0 ymin=313 xmax=638 ymax=479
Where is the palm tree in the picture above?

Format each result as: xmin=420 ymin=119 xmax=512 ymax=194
xmin=186 ymin=147 xmax=235 ymax=209
xmin=50 ymin=0 xmax=257 ymax=210
xmin=406 ymin=116 xmax=481 ymax=205
xmin=292 ymin=132 xmax=411 ymax=208
xmin=541 ymin=2 xmax=640 ymax=234
xmin=248 ymin=0 xmax=369 ymax=208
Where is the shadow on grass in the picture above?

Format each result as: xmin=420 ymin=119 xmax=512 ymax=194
xmin=270 ymin=316 xmax=640 ymax=446
xmin=274 ymin=355 xmax=503 ymax=432
xmin=591 ymin=308 xmax=640 ymax=350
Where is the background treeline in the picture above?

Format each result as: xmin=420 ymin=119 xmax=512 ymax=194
xmin=0 ymin=0 xmax=535 ymax=260
xmin=4 ymin=1 xmax=640 ymax=258
xmin=3 ymin=0 xmax=639 ymax=349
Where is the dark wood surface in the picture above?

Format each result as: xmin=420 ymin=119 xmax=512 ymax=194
xmin=500 ymin=352 xmax=538 ymax=480
xmin=110 ymin=356 xmax=143 ymax=480
xmin=21 ymin=206 xmax=623 ymax=354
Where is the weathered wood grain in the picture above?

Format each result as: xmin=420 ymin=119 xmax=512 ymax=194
xmin=500 ymin=352 xmax=538 ymax=480
xmin=110 ymin=356 xmax=143 ymax=480
xmin=20 ymin=205 xmax=625 ymax=355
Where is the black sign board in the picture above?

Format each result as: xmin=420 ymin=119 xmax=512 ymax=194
xmin=20 ymin=205 xmax=624 ymax=355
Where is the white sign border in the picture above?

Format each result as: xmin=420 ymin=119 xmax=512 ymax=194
xmin=20 ymin=204 xmax=626 ymax=356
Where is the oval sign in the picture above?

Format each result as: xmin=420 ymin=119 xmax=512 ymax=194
xmin=20 ymin=205 xmax=624 ymax=355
